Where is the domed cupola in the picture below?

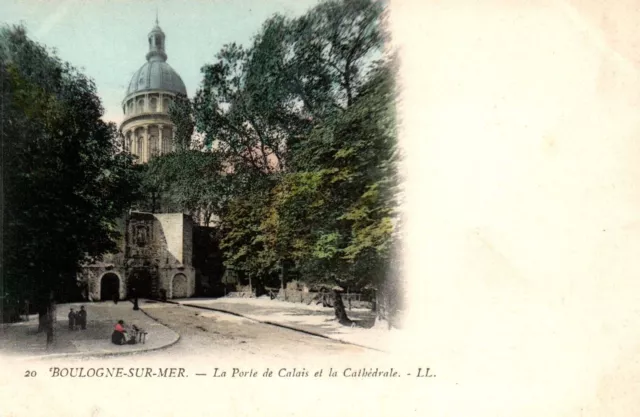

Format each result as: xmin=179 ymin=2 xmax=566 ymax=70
xmin=120 ymin=16 xmax=186 ymax=164
xmin=125 ymin=18 xmax=186 ymax=98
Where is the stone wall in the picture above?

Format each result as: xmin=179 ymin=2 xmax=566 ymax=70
xmin=81 ymin=212 xmax=196 ymax=301
xmin=79 ymin=216 xmax=128 ymax=301
xmin=279 ymin=290 xmax=316 ymax=304
xmin=276 ymin=289 xmax=373 ymax=309
xmin=80 ymin=266 xmax=127 ymax=302
xmin=102 ymin=217 xmax=127 ymax=265
xmin=158 ymin=266 xmax=195 ymax=299
xmin=127 ymin=212 xmax=156 ymax=262
xmin=154 ymin=213 xmax=185 ymax=264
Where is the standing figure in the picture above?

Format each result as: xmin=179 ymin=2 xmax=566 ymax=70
xmin=77 ymin=306 xmax=87 ymax=330
xmin=24 ymin=299 xmax=30 ymax=321
xmin=113 ymin=292 xmax=118 ymax=305
xmin=132 ymin=287 xmax=139 ymax=311
xmin=68 ymin=308 xmax=76 ymax=330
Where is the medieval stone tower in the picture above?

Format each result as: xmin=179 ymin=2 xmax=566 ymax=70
xmin=120 ymin=18 xmax=187 ymax=163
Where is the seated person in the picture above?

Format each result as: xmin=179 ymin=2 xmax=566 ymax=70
xmin=111 ymin=320 xmax=136 ymax=345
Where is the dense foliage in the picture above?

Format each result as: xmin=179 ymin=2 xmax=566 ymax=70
xmin=134 ymin=150 xmax=232 ymax=224
xmin=137 ymin=0 xmax=402 ymax=324
xmin=168 ymin=93 xmax=195 ymax=152
xmin=0 ymin=26 xmax=139 ymax=320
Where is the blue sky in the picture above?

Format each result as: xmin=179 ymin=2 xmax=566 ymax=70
xmin=3 ymin=0 xmax=322 ymax=125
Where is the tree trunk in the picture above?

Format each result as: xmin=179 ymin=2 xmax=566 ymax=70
xmin=45 ymin=299 xmax=56 ymax=348
xmin=331 ymin=290 xmax=352 ymax=326
xmin=254 ymin=279 xmax=265 ymax=298
xmin=279 ymin=260 xmax=285 ymax=290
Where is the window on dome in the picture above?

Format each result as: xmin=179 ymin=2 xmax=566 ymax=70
xmin=137 ymin=99 xmax=145 ymax=113
xmin=150 ymin=98 xmax=157 ymax=112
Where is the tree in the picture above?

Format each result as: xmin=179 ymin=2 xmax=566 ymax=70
xmin=138 ymin=150 xmax=232 ymax=225
xmin=168 ymin=93 xmax=195 ymax=152
xmin=219 ymin=184 xmax=278 ymax=293
xmin=272 ymin=61 xmax=399 ymax=324
xmin=193 ymin=0 xmax=383 ymax=175
xmin=291 ymin=0 xmax=384 ymax=109
xmin=181 ymin=0 xmax=401 ymax=326
xmin=194 ymin=40 xmax=294 ymax=175
xmin=0 ymin=26 xmax=139 ymax=330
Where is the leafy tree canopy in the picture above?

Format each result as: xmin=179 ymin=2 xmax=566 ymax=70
xmin=1 ymin=25 xmax=139 ymax=312
xmin=199 ymin=0 xmax=398 ymax=291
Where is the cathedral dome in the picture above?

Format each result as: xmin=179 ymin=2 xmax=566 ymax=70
xmin=120 ymin=18 xmax=186 ymax=164
xmin=126 ymin=60 xmax=187 ymax=96
xmin=124 ymin=20 xmax=186 ymax=98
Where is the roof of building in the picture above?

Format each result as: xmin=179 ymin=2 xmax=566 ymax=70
xmin=126 ymin=60 xmax=187 ymax=96
xmin=125 ymin=20 xmax=187 ymax=97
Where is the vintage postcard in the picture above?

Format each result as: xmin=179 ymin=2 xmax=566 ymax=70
xmin=3 ymin=0 xmax=640 ymax=416
xmin=0 ymin=0 xmax=413 ymax=415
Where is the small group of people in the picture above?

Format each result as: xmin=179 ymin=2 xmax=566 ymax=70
xmin=111 ymin=320 xmax=138 ymax=345
xmin=68 ymin=306 xmax=87 ymax=330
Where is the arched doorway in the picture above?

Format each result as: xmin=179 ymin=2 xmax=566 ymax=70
xmin=100 ymin=273 xmax=120 ymax=301
xmin=172 ymin=273 xmax=188 ymax=299
xmin=128 ymin=269 xmax=154 ymax=299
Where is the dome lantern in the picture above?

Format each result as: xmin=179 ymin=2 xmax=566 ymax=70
xmin=146 ymin=15 xmax=167 ymax=62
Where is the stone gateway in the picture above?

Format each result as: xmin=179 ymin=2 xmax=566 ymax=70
xmin=78 ymin=212 xmax=196 ymax=301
